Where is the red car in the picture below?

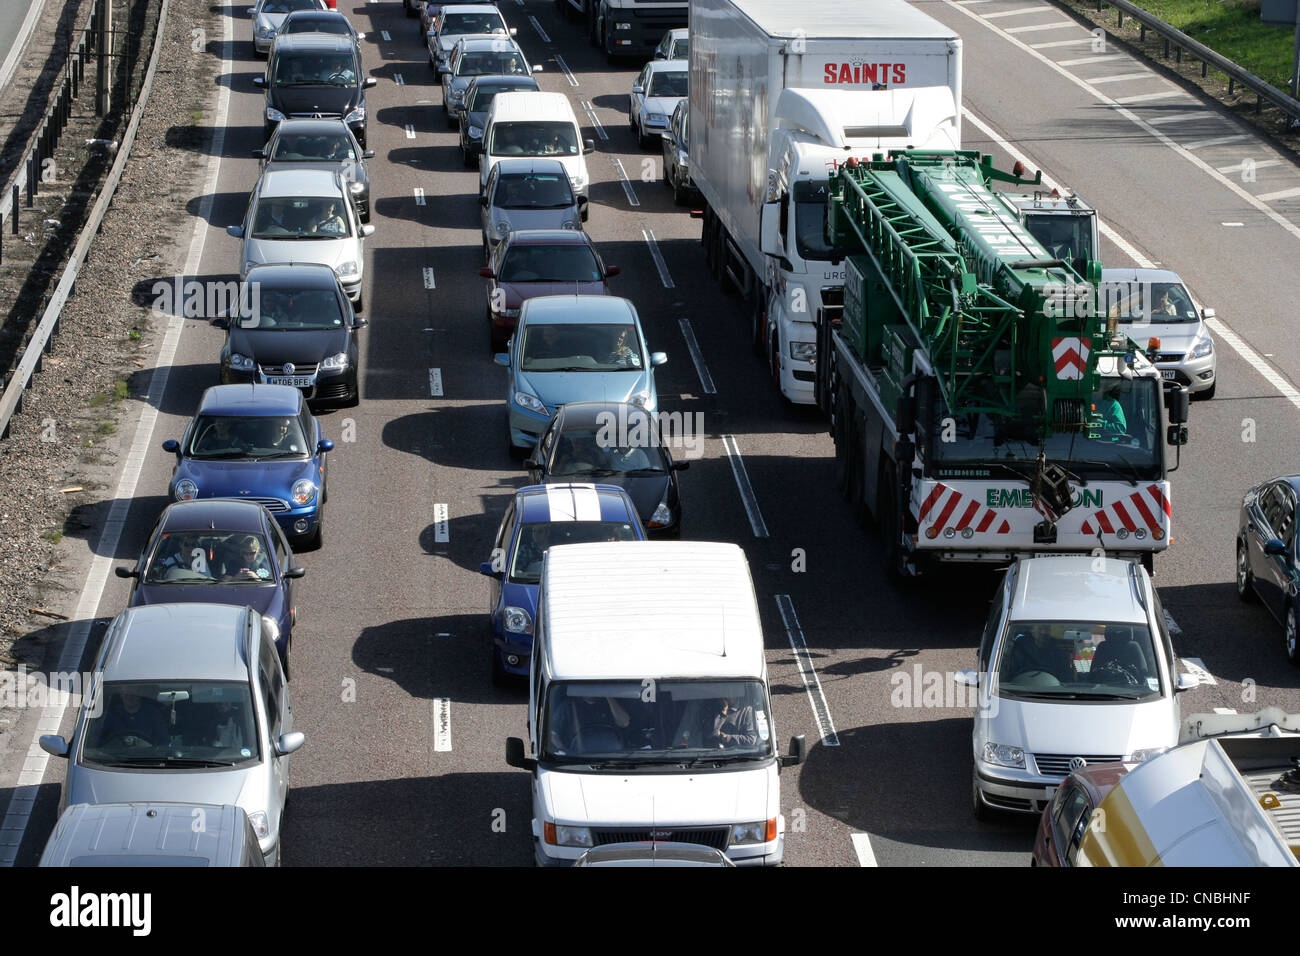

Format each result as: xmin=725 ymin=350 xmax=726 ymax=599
xmin=1031 ymin=762 xmax=1130 ymax=867
xmin=478 ymin=229 xmax=619 ymax=353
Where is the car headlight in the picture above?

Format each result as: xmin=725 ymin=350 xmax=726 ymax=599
xmin=468 ymin=125 xmax=483 ymax=139
xmin=514 ymin=391 xmax=546 ymax=414
xmin=789 ymin=341 xmax=816 ymax=362
xmin=730 ymin=821 xmax=773 ymax=846
xmin=647 ymin=113 xmax=668 ymax=127
xmin=174 ymin=479 xmax=198 ymax=502
xmin=344 ymin=106 xmax=365 ymax=124
xmin=290 ymin=479 xmax=317 ymax=507
xmin=262 ymin=616 xmax=281 ymax=642
xmin=266 ymin=107 xmax=286 ymax=123
xmin=336 ymin=261 xmax=359 ymax=278
xmin=1191 ymin=337 xmax=1213 ymax=359
xmin=561 ymin=220 xmax=579 ymax=230
xmin=647 ymin=502 xmax=673 ymax=529
xmin=629 ymin=390 xmax=652 ymax=409
xmin=550 ymin=824 xmax=593 ymax=847
xmin=615 ymin=22 xmax=632 ymax=29
xmin=228 ymin=352 xmax=256 ymax=372
xmin=503 ymin=606 xmax=533 ymax=634
xmin=496 ymin=220 xmax=511 ymax=237
xmin=982 ymin=742 xmax=1025 ymax=769
xmin=247 ymin=810 xmax=270 ymax=839
xmin=320 ymin=351 xmax=349 ymax=372
xmin=257 ymin=23 xmax=275 ymax=37
xmin=1128 ymin=746 xmax=1169 ymax=763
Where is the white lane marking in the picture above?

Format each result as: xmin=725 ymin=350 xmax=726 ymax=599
xmin=677 ymin=318 xmax=716 ymax=394
xmin=851 ymin=832 xmax=878 ymax=866
xmin=555 ymin=54 xmax=578 ymax=87
xmin=1257 ymin=186 xmax=1300 ymax=202
xmin=1182 ymin=657 xmax=1217 ymax=686
xmin=1146 ymin=111 xmax=1209 ymax=126
xmin=0 ymin=0 xmax=235 ymax=869
xmin=405 ymin=123 xmax=415 ymax=139
xmin=581 ymin=100 xmax=608 ymax=140
xmin=528 ymin=15 xmax=551 ymax=43
xmin=776 ymin=595 xmax=839 ymax=746
xmin=612 ymin=157 xmax=640 ymax=207
xmin=1223 ymin=222 xmax=1244 ymax=227
xmin=949 ymin=1 xmax=1300 ymax=244
xmin=381 ymin=30 xmax=391 ymax=41
xmin=642 ymin=228 xmax=674 ymax=288
xmin=721 ymin=435 xmax=769 ymax=538
xmin=1182 ymin=134 xmax=1250 ymax=150
xmin=1087 ymin=72 xmax=1155 ymax=85
xmin=1114 ymin=89 xmax=1184 ymax=104
xmin=984 ymin=5 xmax=1051 ymax=17
xmin=1217 ymin=158 xmax=1281 ymax=173
xmin=1213 ymin=708 xmax=1238 ymax=715
xmin=433 ymin=698 xmax=452 ymax=751
xmin=1029 ymin=38 xmax=1089 ymax=48
xmin=963 ymin=107 xmax=1300 ymax=416
xmin=423 ymin=266 xmax=436 ymax=289
xmin=1162 ymin=609 xmax=1181 ymax=636
xmin=1057 ymin=54 xmax=1126 ymax=66
xmin=394 ymin=73 xmax=405 ymax=86
xmin=1005 ymin=20 xmax=1077 ymax=34
xmin=428 ymin=367 xmax=443 ymax=397
xmin=434 ymin=503 xmax=449 ymax=542
xmin=414 ymin=186 xmax=426 ymax=206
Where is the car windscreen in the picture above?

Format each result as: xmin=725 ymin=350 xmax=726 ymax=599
xmin=546 ymin=426 xmax=668 ymax=478
xmin=262 ymin=0 xmax=320 ymax=12
xmin=994 ymin=621 xmax=1162 ymax=701
xmin=144 ymin=530 xmax=276 ymax=585
xmin=670 ymin=39 xmax=688 ymax=59
xmin=284 ymin=16 xmax=350 ymax=35
xmin=251 ymin=196 xmax=352 ymax=239
xmin=238 ymin=286 xmax=344 ymax=330
xmin=542 ymin=680 xmax=774 ymax=762
xmin=81 ymin=681 xmax=261 ymax=767
xmin=647 ymin=70 xmax=687 ymax=98
xmin=1099 ymin=280 xmax=1199 ymax=325
xmin=441 ymin=13 xmax=506 ymax=35
xmin=459 ymin=50 xmax=527 ymax=76
xmin=270 ymin=130 xmax=358 ymax=162
xmin=470 ymin=81 xmax=533 ymax=111
xmin=520 ymin=323 xmax=642 ymax=372
xmin=490 ymin=121 xmax=579 ymax=157
xmin=272 ymin=51 xmax=358 ymax=86
xmin=494 ymin=173 xmax=575 ymax=209
xmin=186 ymin=415 xmax=310 ymax=460
xmin=499 ymin=244 xmax=600 ymax=282
xmin=508 ymin=521 xmax=639 ymax=583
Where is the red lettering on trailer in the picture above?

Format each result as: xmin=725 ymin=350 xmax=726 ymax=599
xmin=861 ymin=63 xmax=877 ymax=84
xmin=824 ymin=64 xmax=837 ymax=84
xmin=892 ymin=64 xmax=905 ymax=84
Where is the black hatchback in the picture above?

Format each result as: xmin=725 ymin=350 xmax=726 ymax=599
xmin=215 ymin=263 xmax=364 ymax=406
xmin=256 ymin=33 xmax=376 ymax=146
xmin=1236 ymin=475 xmax=1300 ymax=664
xmin=525 ymin=401 xmax=688 ymax=537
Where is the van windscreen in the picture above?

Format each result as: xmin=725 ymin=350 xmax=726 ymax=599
xmin=490 ymin=121 xmax=578 ymax=157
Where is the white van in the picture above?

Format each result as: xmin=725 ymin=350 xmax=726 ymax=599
xmin=505 ymin=541 xmax=805 ymax=866
xmin=480 ymin=91 xmax=595 ymax=202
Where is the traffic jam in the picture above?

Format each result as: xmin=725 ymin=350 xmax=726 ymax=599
xmin=9 ymin=0 xmax=1300 ymax=873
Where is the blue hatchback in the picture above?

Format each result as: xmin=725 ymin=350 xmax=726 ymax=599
xmin=162 ymin=385 xmax=333 ymax=549
xmin=480 ymin=483 xmax=645 ymax=684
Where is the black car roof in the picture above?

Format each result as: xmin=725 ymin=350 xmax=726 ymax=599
xmin=243 ymin=263 xmax=340 ymax=291
xmin=272 ymin=33 xmax=355 ymax=52
xmin=158 ymin=499 xmax=272 ymax=534
xmin=556 ymin=401 xmax=657 ymax=431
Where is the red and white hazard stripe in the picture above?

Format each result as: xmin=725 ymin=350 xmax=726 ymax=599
xmin=1080 ymin=484 xmax=1170 ymax=538
xmin=1052 ymin=337 xmax=1089 ymax=380
xmin=918 ymin=483 xmax=1010 ymax=535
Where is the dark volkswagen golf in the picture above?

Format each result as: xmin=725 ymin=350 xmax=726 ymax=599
xmin=1237 ymin=474 xmax=1300 ymax=664
xmin=116 ymin=499 xmax=305 ymax=676
xmin=216 ymin=263 xmax=363 ymax=407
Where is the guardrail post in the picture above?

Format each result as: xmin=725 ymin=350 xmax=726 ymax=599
xmin=11 ymin=185 xmax=18 ymax=226
xmin=26 ymin=158 xmax=35 ymax=204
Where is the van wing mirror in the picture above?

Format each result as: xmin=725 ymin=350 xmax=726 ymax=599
xmin=506 ymin=736 xmax=536 ymax=771
xmin=780 ymin=734 xmax=806 ymax=768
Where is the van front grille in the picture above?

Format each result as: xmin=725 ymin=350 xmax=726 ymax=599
xmin=592 ymin=827 xmax=730 ymax=850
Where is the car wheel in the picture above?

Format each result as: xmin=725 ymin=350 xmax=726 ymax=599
xmin=1287 ymin=604 xmax=1299 ymax=667
xmin=1236 ymin=541 xmax=1257 ymax=603
xmin=972 ymin=771 xmax=992 ymax=821
xmin=672 ymin=172 xmax=686 ymax=206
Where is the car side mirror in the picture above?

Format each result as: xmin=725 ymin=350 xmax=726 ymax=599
xmin=356 ymin=32 xmax=366 ymax=40
xmin=531 ymin=63 xmax=542 ymax=72
xmin=115 ymin=566 xmax=139 ymax=579
xmin=362 ymin=149 xmax=375 ymax=159
xmin=284 ymin=566 xmax=307 ymax=579
xmin=506 ymin=736 xmax=536 ymax=771
xmin=364 ymin=77 xmax=377 ymax=88
xmin=632 ymin=85 xmax=645 ymax=95
xmin=250 ymin=147 xmax=265 ymax=158
xmin=493 ymin=353 xmax=510 ymax=367
xmin=226 ymin=225 xmax=244 ymax=238
xmin=1264 ymin=538 xmax=1289 ymax=556
xmin=583 ymin=139 xmax=595 ymax=154
xmin=509 ymin=26 xmax=518 ymax=35
xmin=479 ymin=267 xmax=494 ymax=278
xmin=252 ymin=76 xmax=265 ymax=87
xmin=162 ymin=439 xmax=181 ymax=455
xmin=479 ymin=561 xmax=503 ymax=579
xmin=670 ymin=461 xmax=689 ymax=471
xmin=276 ymin=731 xmax=306 ymax=756
xmin=604 ymin=265 xmax=620 ymax=278
xmin=318 ymin=439 xmax=335 ymax=453
xmin=650 ymin=352 xmax=667 ymax=367
xmin=360 ymin=224 xmax=376 ymax=237
xmin=352 ymin=315 xmax=368 ymax=328
xmin=38 ymin=735 xmax=69 ymax=759
xmin=953 ymin=669 xmax=979 ymax=688
xmin=779 ymin=734 xmax=806 ymax=768
xmin=211 ymin=316 xmax=229 ymax=330
xmin=1176 ymin=673 xmax=1199 ymax=693
xmin=1201 ymin=308 xmax=1216 ymax=320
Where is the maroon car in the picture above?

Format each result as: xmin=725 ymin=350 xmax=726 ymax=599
xmin=479 ymin=229 xmax=619 ymax=353
xmin=1031 ymin=762 xmax=1130 ymax=867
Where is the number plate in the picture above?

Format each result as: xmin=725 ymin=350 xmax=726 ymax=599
xmin=1160 ymin=370 xmax=1177 ymax=380
xmin=267 ymin=376 xmax=314 ymax=388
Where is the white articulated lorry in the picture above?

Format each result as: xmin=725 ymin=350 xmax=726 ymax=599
xmin=688 ymin=0 xmax=962 ymax=404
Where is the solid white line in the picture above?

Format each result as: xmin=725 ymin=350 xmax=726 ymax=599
xmin=1206 ymin=317 xmax=1300 ymax=411
xmin=612 ymin=158 xmax=640 ymax=207
xmin=677 ymin=318 xmax=716 ymax=394
xmin=555 ymin=54 xmax=579 ymax=87
xmin=776 ymin=595 xmax=839 ymax=746
xmin=851 ymin=833 xmax=878 ymax=866
xmin=433 ymin=698 xmax=452 ymax=751
xmin=414 ymin=187 xmax=426 ymax=206
xmin=528 ymin=15 xmax=551 ymax=43
xmin=721 ymin=435 xmax=769 ymax=537
xmin=0 ymin=0 xmax=46 ymax=95
xmin=1257 ymin=186 xmax=1300 ymax=202
xmin=380 ymin=30 xmax=391 ymax=41
xmin=428 ymin=367 xmax=443 ymax=397
xmin=1114 ymin=89 xmax=1183 ymax=104
xmin=581 ymin=100 xmax=608 ymax=140
xmin=1182 ymin=134 xmax=1250 ymax=150
xmin=1005 ymin=20 xmax=1077 ymax=34
xmin=1146 ymin=111 xmax=1209 ymax=126
xmin=642 ymin=229 xmax=673 ymax=288
xmin=422 ymin=266 xmax=436 ymax=289
xmin=1223 ymin=222 xmax=1244 ymax=227
xmin=1182 ymin=658 xmax=1217 ymax=687
xmin=1029 ymin=38 xmax=1090 ymax=48
xmin=434 ymin=503 xmax=449 ymax=542
xmin=1217 ymin=158 xmax=1281 ymax=174
xmin=984 ymin=5 xmax=1051 ymax=17
xmin=394 ymin=73 xmax=405 ymax=86
xmin=1087 ymin=72 xmax=1154 ymax=85
xmin=404 ymin=123 xmax=415 ymax=139
xmin=1057 ymin=54 xmax=1126 ymax=66
xmin=0 ymin=0 xmax=232 ymax=868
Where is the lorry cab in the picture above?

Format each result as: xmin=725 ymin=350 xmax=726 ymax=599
xmin=505 ymin=541 xmax=805 ymax=866
xmin=1001 ymin=190 xmax=1100 ymax=273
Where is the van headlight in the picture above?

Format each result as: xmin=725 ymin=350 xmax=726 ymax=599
xmin=266 ymin=107 xmax=286 ymax=123
xmin=546 ymin=823 xmax=593 ymax=847
xmin=730 ymin=820 xmax=774 ymax=845
xmin=336 ymin=261 xmax=359 ymax=278
xmin=247 ymin=811 xmax=270 ymax=839
xmin=570 ymin=172 xmax=586 ymax=189
xmin=1191 ymin=337 xmax=1213 ymax=359
xmin=291 ymin=479 xmax=317 ymax=506
xmin=503 ymin=606 xmax=532 ymax=634
xmin=1128 ymin=747 xmax=1169 ymax=763
xmin=320 ymin=352 xmax=349 ymax=372
xmin=982 ymin=742 xmax=1025 ymax=769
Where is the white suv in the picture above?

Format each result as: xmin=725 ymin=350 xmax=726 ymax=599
xmin=956 ymin=555 xmax=1198 ymax=820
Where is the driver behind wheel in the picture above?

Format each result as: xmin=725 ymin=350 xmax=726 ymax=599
xmin=97 ymin=690 xmax=169 ymax=747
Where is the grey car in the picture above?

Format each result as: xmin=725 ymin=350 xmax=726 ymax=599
xmin=1100 ymin=268 xmax=1217 ymax=399
xmin=459 ymin=73 xmax=539 ymax=167
xmin=40 ymin=802 xmax=265 ymax=867
xmin=480 ymin=159 xmax=583 ymax=259
xmin=254 ymin=118 xmax=374 ymax=223
xmin=39 ymin=603 xmax=304 ymax=866
xmin=441 ymin=35 xmax=534 ymax=128
xmin=660 ymin=98 xmax=694 ymax=206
